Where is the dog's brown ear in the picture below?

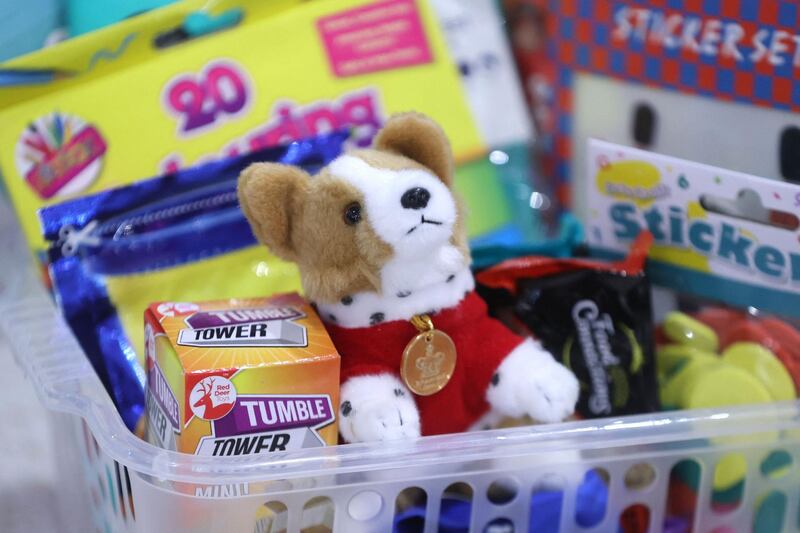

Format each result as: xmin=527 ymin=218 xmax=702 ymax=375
xmin=237 ymin=163 xmax=308 ymax=261
xmin=374 ymin=112 xmax=454 ymax=186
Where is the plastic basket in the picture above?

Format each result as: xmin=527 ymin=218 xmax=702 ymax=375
xmin=4 ymin=294 xmax=800 ymax=533
xmin=1 ymin=174 xmax=796 ymax=533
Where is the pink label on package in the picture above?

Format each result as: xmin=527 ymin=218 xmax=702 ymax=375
xmin=25 ymin=126 xmax=107 ymax=199
xmin=317 ymin=0 xmax=433 ymax=77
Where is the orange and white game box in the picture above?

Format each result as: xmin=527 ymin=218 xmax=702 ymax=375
xmin=144 ymin=294 xmax=340 ymax=456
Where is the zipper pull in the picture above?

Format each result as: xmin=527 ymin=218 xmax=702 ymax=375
xmin=58 ymin=220 xmax=100 ymax=256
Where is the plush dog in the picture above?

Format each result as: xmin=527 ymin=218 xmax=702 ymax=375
xmin=238 ymin=112 xmax=579 ymax=443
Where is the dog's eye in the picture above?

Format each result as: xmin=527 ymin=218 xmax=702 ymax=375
xmin=343 ymin=202 xmax=362 ymax=225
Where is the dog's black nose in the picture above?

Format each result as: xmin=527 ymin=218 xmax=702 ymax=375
xmin=401 ymin=187 xmax=430 ymax=210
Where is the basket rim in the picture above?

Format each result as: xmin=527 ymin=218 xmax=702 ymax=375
xmin=5 ymin=296 xmax=800 ymax=485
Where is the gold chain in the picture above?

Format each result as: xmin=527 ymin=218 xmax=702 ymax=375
xmin=410 ymin=314 xmax=434 ymax=333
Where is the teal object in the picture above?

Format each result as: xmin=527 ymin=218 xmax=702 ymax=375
xmin=463 ymin=142 xmax=583 ymax=269
xmin=471 ymin=212 xmax=584 ymax=269
xmin=496 ymin=144 xmax=542 ymax=243
xmin=184 ymin=9 xmax=242 ymax=37
xmin=67 ymin=0 xmax=177 ymax=36
xmin=455 ymin=143 xmax=543 ymax=249
xmin=753 ymin=491 xmax=786 ymax=533
xmin=760 ymin=450 xmax=792 ymax=478
xmin=0 ymin=0 xmax=61 ymax=62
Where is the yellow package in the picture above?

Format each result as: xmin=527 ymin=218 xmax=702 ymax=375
xmin=1 ymin=0 xmax=483 ymax=263
xmin=108 ymin=246 xmax=303 ymax=362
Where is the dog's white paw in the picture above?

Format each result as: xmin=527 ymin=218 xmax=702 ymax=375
xmin=338 ymin=374 xmax=421 ymax=443
xmin=486 ymin=338 xmax=579 ymax=423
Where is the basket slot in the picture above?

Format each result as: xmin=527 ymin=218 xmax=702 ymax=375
xmin=619 ymin=503 xmax=650 ymax=533
xmin=710 ymin=453 xmax=747 ymax=515
xmin=254 ymin=501 xmax=288 ymax=533
xmin=301 ymin=496 xmax=334 ymax=532
xmin=574 ymin=468 xmax=609 ymax=528
xmin=394 ymin=486 xmax=428 ymax=532
xmin=752 ymin=490 xmax=787 ymax=532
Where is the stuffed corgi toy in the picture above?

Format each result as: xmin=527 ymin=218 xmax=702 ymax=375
xmin=238 ymin=112 xmax=579 ymax=443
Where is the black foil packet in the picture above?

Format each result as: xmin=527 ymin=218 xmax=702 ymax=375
xmin=477 ymin=232 xmax=658 ymax=418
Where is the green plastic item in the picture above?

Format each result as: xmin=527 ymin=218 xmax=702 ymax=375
xmin=454 ymin=156 xmax=514 ymax=239
xmin=656 ymin=344 xmax=718 ymax=379
xmin=659 ymin=356 xmax=719 ymax=410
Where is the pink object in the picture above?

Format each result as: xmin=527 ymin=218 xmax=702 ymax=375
xmin=317 ymin=0 xmax=433 ymax=78
xmin=25 ymin=126 xmax=106 ymax=199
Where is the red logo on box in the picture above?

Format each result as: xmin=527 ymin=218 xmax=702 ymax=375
xmin=189 ymin=375 xmax=237 ymax=421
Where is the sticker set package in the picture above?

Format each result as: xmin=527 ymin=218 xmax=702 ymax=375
xmin=144 ymin=294 xmax=340 ymax=456
xmin=586 ymin=139 xmax=800 ymax=318
xmin=478 ymin=231 xmax=659 ymax=418
xmin=505 ymin=1 xmax=800 ymax=220
xmin=39 ymin=133 xmax=346 ymax=430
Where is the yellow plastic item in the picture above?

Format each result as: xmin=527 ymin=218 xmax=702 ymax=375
xmin=659 ymin=355 xmax=719 ymax=409
xmin=721 ymin=342 xmax=796 ymax=402
xmin=685 ymin=365 xmax=772 ymax=411
xmin=656 ymin=344 xmax=718 ymax=378
xmin=663 ymin=311 xmax=719 ymax=353
xmin=713 ymin=453 xmax=747 ymax=493
xmin=657 ymin=322 xmax=788 ymax=495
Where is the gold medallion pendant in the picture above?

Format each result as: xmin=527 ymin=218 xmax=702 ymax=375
xmin=401 ymin=314 xmax=457 ymax=396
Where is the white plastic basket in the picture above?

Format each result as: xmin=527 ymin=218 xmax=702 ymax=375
xmin=4 ymin=294 xmax=800 ymax=533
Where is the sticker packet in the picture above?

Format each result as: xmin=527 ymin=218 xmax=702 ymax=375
xmin=144 ymin=294 xmax=340 ymax=455
xmin=586 ymin=139 xmax=800 ymax=318
xmin=477 ymin=232 xmax=659 ymax=418
xmin=38 ymin=132 xmax=346 ymax=430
